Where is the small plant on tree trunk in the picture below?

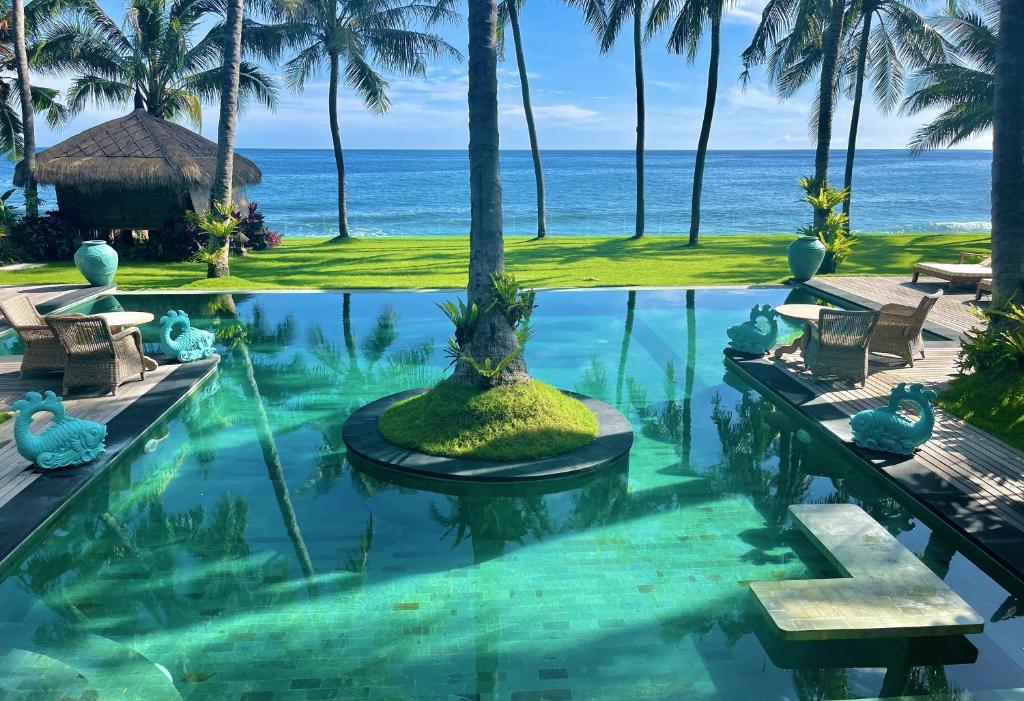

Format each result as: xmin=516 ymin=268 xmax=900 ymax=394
xmin=197 ymin=205 xmax=239 ymax=278
xmin=798 ymin=177 xmax=854 ymax=274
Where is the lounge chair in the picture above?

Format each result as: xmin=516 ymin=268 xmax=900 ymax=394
xmin=870 ymin=291 xmax=942 ymax=366
xmin=45 ymin=314 xmax=146 ymax=396
xmin=913 ymin=251 xmax=991 ymax=289
xmin=801 ymin=309 xmax=880 ymax=386
xmin=975 ymin=278 xmax=992 ymax=301
xmin=0 ymin=295 xmax=65 ymax=376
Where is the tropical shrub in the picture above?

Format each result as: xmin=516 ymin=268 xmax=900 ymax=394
xmin=957 ymin=299 xmax=1024 ymax=373
xmin=9 ymin=212 xmax=80 ymax=262
xmin=265 ymin=231 xmax=282 ymax=248
xmin=798 ymin=177 xmax=854 ymax=274
xmin=232 ymin=202 xmax=280 ymax=251
xmin=147 ymin=213 xmax=205 ymax=262
xmin=0 ymin=238 xmax=24 ymax=265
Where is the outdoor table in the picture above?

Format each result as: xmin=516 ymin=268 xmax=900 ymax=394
xmin=95 ymin=311 xmax=159 ymax=371
xmin=772 ymin=303 xmax=831 ymax=359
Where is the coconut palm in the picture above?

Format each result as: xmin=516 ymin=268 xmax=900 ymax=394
xmin=497 ymin=0 xmax=546 ymax=238
xmin=31 ymin=0 xmax=278 ymax=126
xmin=900 ymin=3 xmax=995 ymax=153
xmin=276 ymin=0 xmax=460 ymax=242
xmin=602 ymin=0 xmax=649 ymax=238
xmin=742 ymin=0 xmax=849 ymax=228
xmin=647 ymin=0 xmax=725 ymax=246
xmin=0 ymin=1 xmax=70 ymax=165
xmin=451 ymin=0 xmax=528 ymax=386
xmin=992 ymin=0 xmax=1024 ymax=303
xmin=212 ymin=0 xmax=246 ymax=213
xmin=10 ymin=0 xmax=34 ymax=214
xmin=838 ymin=0 xmax=944 ymax=223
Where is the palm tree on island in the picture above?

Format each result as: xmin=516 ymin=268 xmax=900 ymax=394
xmin=275 ymin=0 xmax=460 ymax=242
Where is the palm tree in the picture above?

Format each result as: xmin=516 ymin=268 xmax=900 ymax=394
xmin=497 ymin=0 xmax=545 ymax=238
xmin=0 ymin=1 xmax=69 ymax=167
xmin=742 ymin=0 xmax=849 ymax=228
xmin=452 ymin=0 xmax=528 ymax=386
xmin=900 ymin=3 xmax=995 ymax=153
xmin=212 ymin=0 xmax=246 ymax=213
xmin=602 ymin=0 xmax=648 ymax=238
xmin=277 ymin=0 xmax=459 ymax=242
xmin=839 ymin=0 xmax=943 ymax=224
xmin=31 ymin=0 xmax=278 ymax=126
xmin=11 ymin=0 xmax=34 ymax=215
xmin=647 ymin=0 xmax=723 ymax=246
xmin=992 ymin=0 xmax=1024 ymax=303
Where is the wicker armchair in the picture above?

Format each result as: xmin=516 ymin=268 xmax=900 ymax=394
xmin=870 ymin=291 xmax=942 ymax=366
xmin=801 ymin=309 xmax=880 ymax=386
xmin=45 ymin=314 xmax=146 ymax=396
xmin=0 ymin=295 xmax=65 ymax=376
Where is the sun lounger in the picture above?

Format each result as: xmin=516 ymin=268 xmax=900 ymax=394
xmin=975 ymin=278 xmax=992 ymax=301
xmin=913 ymin=251 xmax=991 ymax=289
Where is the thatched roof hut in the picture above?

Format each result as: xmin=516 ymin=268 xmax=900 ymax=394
xmin=15 ymin=108 xmax=261 ymax=231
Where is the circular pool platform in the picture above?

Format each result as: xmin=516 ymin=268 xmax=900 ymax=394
xmin=342 ymin=388 xmax=633 ymax=482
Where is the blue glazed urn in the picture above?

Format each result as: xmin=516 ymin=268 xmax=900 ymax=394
xmin=787 ymin=235 xmax=827 ymax=282
xmin=74 ymin=240 xmax=118 ymax=286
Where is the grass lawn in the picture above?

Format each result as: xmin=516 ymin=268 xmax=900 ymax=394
xmin=0 ymin=232 xmax=991 ymax=290
xmin=939 ymin=371 xmax=1024 ymax=452
xmin=379 ymin=379 xmax=598 ymax=460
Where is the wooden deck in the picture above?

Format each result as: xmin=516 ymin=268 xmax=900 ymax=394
xmin=727 ymin=274 xmax=1024 ymax=589
xmin=0 ymin=283 xmax=115 ymax=332
xmin=803 ymin=275 xmax=986 ymax=340
xmin=0 ymin=357 xmax=215 ymax=510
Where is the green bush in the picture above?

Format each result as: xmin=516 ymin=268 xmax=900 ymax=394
xmin=957 ymin=299 xmax=1024 ymax=373
xmin=9 ymin=212 xmax=80 ymax=262
xmin=0 ymin=238 xmax=25 ymax=265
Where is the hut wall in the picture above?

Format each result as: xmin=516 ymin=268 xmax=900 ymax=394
xmin=188 ymin=185 xmax=249 ymax=215
xmin=55 ymin=185 xmax=189 ymax=231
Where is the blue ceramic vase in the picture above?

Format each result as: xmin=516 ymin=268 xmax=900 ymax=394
xmin=74 ymin=240 xmax=118 ymax=286
xmin=787 ymin=235 xmax=827 ymax=282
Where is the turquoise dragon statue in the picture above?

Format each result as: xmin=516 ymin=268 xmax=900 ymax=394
xmin=850 ymin=382 xmax=936 ymax=455
xmin=12 ymin=391 xmax=106 ymax=469
xmin=727 ymin=304 xmax=780 ymax=355
xmin=159 ymin=310 xmax=216 ymax=362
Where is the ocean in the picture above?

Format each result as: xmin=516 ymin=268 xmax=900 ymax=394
xmin=0 ymin=148 xmax=991 ymax=237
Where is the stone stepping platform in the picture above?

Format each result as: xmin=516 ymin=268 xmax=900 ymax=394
xmin=750 ymin=503 xmax=984 ymax=640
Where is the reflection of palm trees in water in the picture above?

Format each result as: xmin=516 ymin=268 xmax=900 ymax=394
xmin=217 ymin=294 xmax=315 ymax=581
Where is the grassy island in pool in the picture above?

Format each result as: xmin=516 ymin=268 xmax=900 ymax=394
xmin=378 ymin=379 xmax=599 ymax=461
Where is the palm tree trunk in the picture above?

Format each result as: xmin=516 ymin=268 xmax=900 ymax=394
xmin=454 ymin=0 xmax=528 ymax=387
xmin=632 ymin=4 xmax=645 ymax=239
xmin=812 ymin=0 xmax=846 ymax=229
xmin=508 ymin=2 xmax=546 ymax=239
xmin=207 ymin=0 xmax=244 ymax=279
xmin=12 ymin=0 xmax=37 ymax=218
xmin=841 ymin=5 xmax=872 ymax=228
xmin=688 ymin=10 xmax=720 ymax=246
xmin=328 ymin=51 xmax=351 ymax=242
xmin=991 ymin=0 xmax=1024 ymax=303
xmin=212 ymin=0 xmax=243 ymax=210
xmin=681 ymin=289 xmax=696 ymax=469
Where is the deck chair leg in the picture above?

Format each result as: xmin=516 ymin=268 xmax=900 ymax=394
xmin=912 ymin=271 xmax=919 ymax=283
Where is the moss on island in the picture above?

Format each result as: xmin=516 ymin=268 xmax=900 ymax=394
xmin=378 ymin=379 xmax=599 ymax=461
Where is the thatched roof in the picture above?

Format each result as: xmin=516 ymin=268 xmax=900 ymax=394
xmin=15 ymin=108 xmax=261 ymax=193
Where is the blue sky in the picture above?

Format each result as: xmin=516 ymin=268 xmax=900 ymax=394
xmin=32 ymin=0 xmax=993 ymax=151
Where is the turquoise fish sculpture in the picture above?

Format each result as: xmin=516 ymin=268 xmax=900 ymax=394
xmin=850 ymin=382 xmax=936 ymax=455
xmin=727 ymin=304 xmax=780 ymax=355
xmin=12 ymin=391 xmax=106 ymax=469
xmin=160 ymin=310 xmax=216 ymax=362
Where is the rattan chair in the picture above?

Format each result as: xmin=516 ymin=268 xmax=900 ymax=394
xmin=45 ymin=314 xmax=146 ymax=396
xmin=0 ymin=295 xmax=65 ymax=376
xmin=870 ymin=290 xmax=942 ymax=366
xmin=801 ymin=309 xmax=880 ymax=386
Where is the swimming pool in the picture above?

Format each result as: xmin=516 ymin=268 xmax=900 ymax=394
xmin=0 ymin=288 xmax=1021 ymax=700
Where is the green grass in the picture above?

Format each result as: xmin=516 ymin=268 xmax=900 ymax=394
xmin=0 ymin=233 xmax=990 ymax=290
xmin=378 ymin=379 xmax=599 ymax=460
xmin=938 ymin=370 xmax=1024 ymax=452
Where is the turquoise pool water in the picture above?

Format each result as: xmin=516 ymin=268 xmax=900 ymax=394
xmin=0 ymin=288 xmax=1022 ymax=700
